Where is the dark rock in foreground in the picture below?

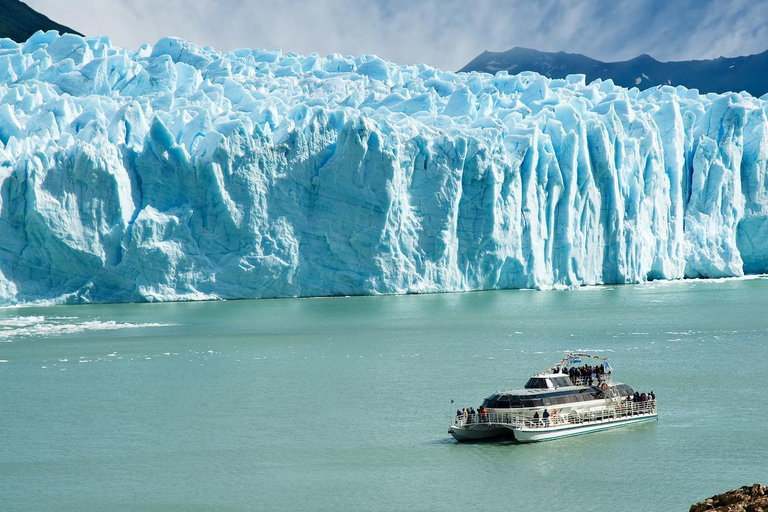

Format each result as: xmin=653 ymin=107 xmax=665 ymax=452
xmin=690 ymin=484 xmax=768 ymax=512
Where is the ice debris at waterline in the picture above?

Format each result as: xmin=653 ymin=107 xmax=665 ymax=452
xmin=0 ymin=31 xmax=767 ymax=304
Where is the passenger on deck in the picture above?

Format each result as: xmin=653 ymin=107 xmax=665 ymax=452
xmin=533 ymin=411 xmax=540 ymax=425
xmin=542 ymin=409 xmax=550 ymax=426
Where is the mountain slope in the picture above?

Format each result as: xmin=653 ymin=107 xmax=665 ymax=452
xmin=460 ymin=47 xmax=768 ymax=97
xmin=0 ymin=0 xmax=81 ymax=42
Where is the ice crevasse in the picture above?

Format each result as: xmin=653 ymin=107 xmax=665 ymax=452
xmin=0 ymin=31 xmax=766 ymax=304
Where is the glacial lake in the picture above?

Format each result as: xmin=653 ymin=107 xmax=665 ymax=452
xmin=2 ymin=278 xmax=767 ymax=511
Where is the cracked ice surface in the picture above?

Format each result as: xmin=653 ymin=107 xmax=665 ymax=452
xmin=0 ymin=31 xmax=767 ymax=304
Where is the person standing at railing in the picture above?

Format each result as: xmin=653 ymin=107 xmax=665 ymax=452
xmin=542 ymin=409 xmax=550 ymax=427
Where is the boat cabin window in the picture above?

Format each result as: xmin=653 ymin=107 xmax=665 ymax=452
xmin=483 ymin=394 xmax=525 ymax=408
xmin=551 ymin=377 xmax=573 ymax=388
xmin=495 ymin=396 xmax=511 ymax=408
xmin=485 ymin=390 xmax=600 ymax=409
xmin=549 ymin=395 xmax=572 ymax=405
xmin=524 ymin=378 xmax=549 ymax=389
xmin=520 ymin=398 xmax=544 ymax=408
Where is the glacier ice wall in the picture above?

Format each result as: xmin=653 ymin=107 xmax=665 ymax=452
xmin=0 ymin=31 xmax=767 ymax=304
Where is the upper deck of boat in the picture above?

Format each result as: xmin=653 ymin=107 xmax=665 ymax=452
xmin=494 ymin=372 xmax=617 ymax=396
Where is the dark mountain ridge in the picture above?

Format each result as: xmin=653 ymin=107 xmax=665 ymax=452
xmin=460 ymin=46 xmax=768 ymax=97
xmin=0 ymin=0 xmax=81 ymax=43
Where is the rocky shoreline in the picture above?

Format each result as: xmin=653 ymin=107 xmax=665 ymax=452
xmin=690 ymin=484 xmax=767 ymax=512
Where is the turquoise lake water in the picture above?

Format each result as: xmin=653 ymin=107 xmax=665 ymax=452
xmin=1 ymin=278 xmax=767 ymax=511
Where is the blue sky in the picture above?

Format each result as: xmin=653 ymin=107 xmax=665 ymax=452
xmin=26 ymin=0 xmax=768 ymax=70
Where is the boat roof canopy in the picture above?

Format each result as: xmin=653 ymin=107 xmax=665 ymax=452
xmin=544 ymin=353 xmax=613 ymax=374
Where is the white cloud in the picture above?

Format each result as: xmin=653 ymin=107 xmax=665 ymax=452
xmin=23 ymin=0 xmax=768 ymax=71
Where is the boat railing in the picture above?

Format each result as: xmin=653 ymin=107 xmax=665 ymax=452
xmin=451 ymin=400 xmax=656 ymax=430
xmin=568 ymin=374 xmax=613 ymax=387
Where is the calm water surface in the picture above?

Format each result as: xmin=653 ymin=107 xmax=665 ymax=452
xmin=1 ymin=278 xmax=768 ymax=511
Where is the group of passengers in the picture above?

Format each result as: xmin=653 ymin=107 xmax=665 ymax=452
xmin=626 ymin=390 xmax=656 ymax=413
xmin=551 ymin=363 xmax=609 ymax=386
xmin=532 ymin=408 xmax=557 ymax=427
xmin=456 ymin=405 xmax=490 ymax=424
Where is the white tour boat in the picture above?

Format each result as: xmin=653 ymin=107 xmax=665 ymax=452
xmin=449 ymin=353 xmax=657 ymax=443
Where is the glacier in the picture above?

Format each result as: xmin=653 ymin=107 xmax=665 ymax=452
xmin=0 ymin=31 xmax=767 ymax=304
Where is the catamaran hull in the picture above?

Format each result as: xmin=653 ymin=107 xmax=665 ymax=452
xmin=512 ymin=413 xmax=658 ymax=443
xmin=449 ymin=424 xmax=513 ymax=442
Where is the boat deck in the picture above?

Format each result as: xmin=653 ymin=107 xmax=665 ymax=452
xmin=451 ymin=400 xmax=657 ymax=431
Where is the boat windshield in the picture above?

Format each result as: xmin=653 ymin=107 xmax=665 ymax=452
xmin=551 ymin=377 xmax=573 ymax=388
xmin=524 ymin=377 xmax=549 ymax=389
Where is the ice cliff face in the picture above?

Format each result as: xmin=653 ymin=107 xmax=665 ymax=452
xmin=0 ymin=31 xmax=767 ymax=304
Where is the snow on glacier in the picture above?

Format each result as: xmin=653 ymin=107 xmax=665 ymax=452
xmin=0 ymin=31 xmax=766 ymax=304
